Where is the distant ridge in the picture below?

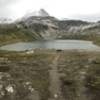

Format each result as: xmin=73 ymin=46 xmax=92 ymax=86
xmin=0 ymin=18 xmax=12 ymax=23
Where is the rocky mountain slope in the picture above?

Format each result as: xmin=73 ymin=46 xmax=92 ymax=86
xmin=0 ymin=9 xmax=100 ymax=45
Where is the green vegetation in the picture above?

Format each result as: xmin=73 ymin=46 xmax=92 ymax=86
xmin=0 ymin=24 xmax=34 ymax=45
xmin=0 ymin=23 xmax=49 ymax=45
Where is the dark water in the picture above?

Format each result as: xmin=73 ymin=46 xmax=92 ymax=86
xmin=0 ymin=40 xmax=99 ymax=51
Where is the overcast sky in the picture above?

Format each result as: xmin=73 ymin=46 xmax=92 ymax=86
xmin=0 ymin=0 xmax=100 ymax=21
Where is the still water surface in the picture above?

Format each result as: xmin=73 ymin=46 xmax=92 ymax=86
xmin=0 ymin=40 xmax=99 ymax=51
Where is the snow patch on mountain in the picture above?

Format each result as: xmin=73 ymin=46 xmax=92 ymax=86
xmin=24 ymin=9 xmax=49 ymax=18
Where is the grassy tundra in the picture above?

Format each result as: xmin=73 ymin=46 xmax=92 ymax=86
xmin=0 ymin=50 xmax=100 ymax=100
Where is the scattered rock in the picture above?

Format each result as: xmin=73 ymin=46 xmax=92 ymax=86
xmin=5 ymin=85 xmax=14 ymax=93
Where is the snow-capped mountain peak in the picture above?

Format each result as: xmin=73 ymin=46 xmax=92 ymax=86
xmin=24 ymin=9 xmax=49 ymax=18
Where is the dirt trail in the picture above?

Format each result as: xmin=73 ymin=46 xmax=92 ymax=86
xmin=49 ymin=52 xmax=65 ymax=100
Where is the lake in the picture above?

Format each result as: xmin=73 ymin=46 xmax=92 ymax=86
xmin=0 ymin=40 xmax=100 ymax=51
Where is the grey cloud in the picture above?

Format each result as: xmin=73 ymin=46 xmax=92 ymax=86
xmin=0 ymin=0 xmax=20 ymax=18
xmin=70 ymin=14 xmax=100 ymax=22
xmin=0 ymin=0 xmax=19 ymax=7
xmin=0 ymin=8 xmax=11 ymax=18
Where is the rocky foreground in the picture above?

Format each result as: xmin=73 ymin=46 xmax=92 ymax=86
xmin=0 ymin=50 xmax=100 ymax=100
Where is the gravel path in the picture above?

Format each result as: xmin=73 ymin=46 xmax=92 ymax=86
xmin=49 ymin=52 xmax=65 ymax=100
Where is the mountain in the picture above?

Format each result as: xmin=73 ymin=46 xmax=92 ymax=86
xmin=23 ymin=9 xmax=49 ymax=19
xmin=0 ymin=9 xmax=100 ymax=45
xmin=0 ymin=18 xmax=12 ymax=23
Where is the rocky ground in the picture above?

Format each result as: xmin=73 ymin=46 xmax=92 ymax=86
xmin=0 ymin=50 xmax=100 ymax=100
